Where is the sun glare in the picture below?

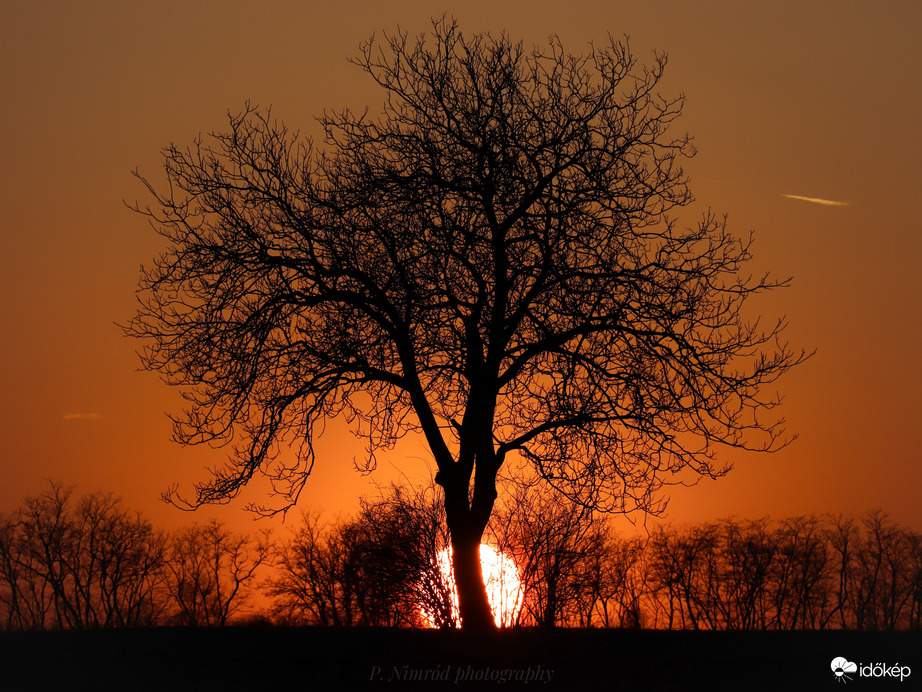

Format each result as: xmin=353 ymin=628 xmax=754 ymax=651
xmin=423 ymin=543 xmax=522 ymax=628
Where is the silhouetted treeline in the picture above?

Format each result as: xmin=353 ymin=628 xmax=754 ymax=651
xmin=642 ymin=512 xmax=922 ymax=631
xmin=505 ymin=502 xmax=922 ymax=631
xmin=265 ymin=483 xmax=922 ymax=631
xmin=0 ymin=483 xmax=269 ymax=630
xmin=2 ymin=482 xmax=920 ymax=631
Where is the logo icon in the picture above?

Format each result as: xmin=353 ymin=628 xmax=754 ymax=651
xmin=831 ymin=657 xmax=858 ymax=683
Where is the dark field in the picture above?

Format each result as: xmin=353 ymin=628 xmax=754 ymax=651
xmin=1 ymin=627 xmax=918 ymax=691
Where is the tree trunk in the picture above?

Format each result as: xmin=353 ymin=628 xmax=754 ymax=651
xmin=438 ymin=444 xmax=500 ymax=632
xmin=451 ymin=529 xmax=496 ymax=631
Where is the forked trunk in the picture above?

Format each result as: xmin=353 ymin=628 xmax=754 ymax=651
xmin=451 ymin=531 xmax=496 ymax=631
xmin=439 ymin=450 xmax=500 ymax=631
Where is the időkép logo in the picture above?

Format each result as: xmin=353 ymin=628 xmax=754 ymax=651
xmin=831 ymin=657 xmax=911 ymax=683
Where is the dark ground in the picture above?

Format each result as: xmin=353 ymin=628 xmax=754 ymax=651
xmin=1 ymin=627 xmax=918 ymax=691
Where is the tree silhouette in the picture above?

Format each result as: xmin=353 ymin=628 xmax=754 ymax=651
xmin=268 ymin=484 xmax=452 ymax=627
xmin=0 ymin=482 xmax=168 ymax=629
xmin=488 ymin=479 xmax=610 ymax=628
xmin=165 ymin=520 xmax=271 ymax=626
xmin=127 ymin=18 xmax=806 ymax=630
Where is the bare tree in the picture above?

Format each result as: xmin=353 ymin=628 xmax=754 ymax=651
xmin=268 ymin=484 xmax=453 ymax=627
xmin=848 ymin=510 xmax=916 ymax=631
xmin=606 ymin=535 xmax=651 ymax=628
xmin=267 ymin=512 xmax=352 ymax=626
xmin=350 ymin=484 xmax=455 ymax=628
xmin=769 ymin=516 xmax=832 ymax=630
xmin=165 ymin=520 xmax=271 ymax=626
xmin=0 ymin=512 xmax=55 ymax=630
xmin=827 ymin=513 xmax=860 ymax=629
xmin=77 ymin=492 xmax=169 ymax=627
xmin=0 ymin=483 xmax=168 ymax=629
xmin=647 ymin=523 xmax=718 ymax=630
xmin=716 ymin=518 xmax=777 ymax=629
xmin=489 ymin=482 xmax=608 ymax=628
xmin=126 ymin=18 xmax=807 ymax=629
xmin=906 ymin=532 xmax=922 ymax=630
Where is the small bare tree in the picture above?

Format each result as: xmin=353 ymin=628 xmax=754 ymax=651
xmin=351 ymin=484 xmax=455 ymax=628
xmin=0 ymin=512 xmax=54 ymax=630
xmin=769 ymin=516 xmax=832 ymax=630
xmin=268 ymin=484 xmax=453 ymax=627
xmin=268 ymin=512 xmax=352 ymax=626
xmin=849 ymin=510 xmax=916 ymax=631
xmin=165 ymin=520 xmax=271 ymax=626
xmin=906 ymin=532 xmax=922 ymax=630
xmin=647 ymin=522 xmax=722 ymax=630
xmin=488 ymin=481 xmax=609 ymax=628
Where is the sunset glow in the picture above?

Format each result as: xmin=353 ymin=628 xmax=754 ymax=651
xmin=423 ymin=544 xmax=523 ymax=628
xmin=2 ymin=4 xmax=922 ymax=687
xmin=2 ymin=1 xmax=921 ymax=602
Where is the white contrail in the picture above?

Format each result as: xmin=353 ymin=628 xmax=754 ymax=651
xmin=783 ymin=194 xmax=849 ymax=206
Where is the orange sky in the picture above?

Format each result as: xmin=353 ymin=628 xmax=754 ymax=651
xmin=2 ymin=1 xmax=921 ymax=535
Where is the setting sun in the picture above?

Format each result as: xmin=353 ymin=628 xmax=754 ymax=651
xmin=424 ymin=544 xmax=523 ymax=628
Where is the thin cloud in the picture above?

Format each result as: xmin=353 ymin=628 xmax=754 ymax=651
xmin=783 ymin=194 xmax=849 ymax=207
xmin=63 ymin=413 xmax=104 ymax=421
